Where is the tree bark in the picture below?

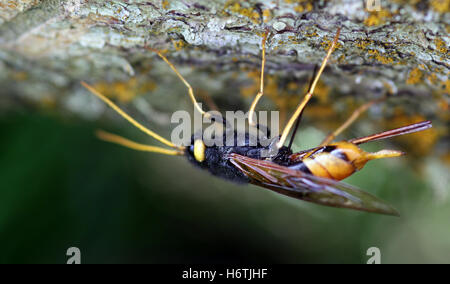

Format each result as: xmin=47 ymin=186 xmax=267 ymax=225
xmin=0 ymin=0 xmax=448 ymax=122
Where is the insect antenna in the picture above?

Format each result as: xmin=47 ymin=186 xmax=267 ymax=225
xmin=81 ymin=81 xmax=185 ymax=152
xmin=96 ymin=130 xmax=184 ymax=155
xmin=349 ymin=120 xmax=432 ymax=145
xmin=145 ymin=47 xmax=211 ymax=118
xmin=277 ymin=28 xmax=341 ymax=149
xmin=286 ymin=64 xmax=319 ymax=150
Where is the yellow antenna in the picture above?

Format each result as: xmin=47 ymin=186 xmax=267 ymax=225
xmin=146 ymin=47 xmax=210 ymax=118
xmin=96 ymin=130 xmax=183 ymax=156
xmin=248 ymin=30 xmax=269 ymax=126
xmin=81 ymin=81 xmax=183 ymax=150
xmin=277 ymin=28 xmax=341 ymax=149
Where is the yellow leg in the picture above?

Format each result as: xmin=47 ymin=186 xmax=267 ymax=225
xmin=319 ymin=98 xmax=384 ymax=146
xmin=97 ymin=130 xmax=183 ymax=155
xmin=81 ymin=81 xmax=183 ymax=150
xmin=146 ymin=47 xmax=209 ymax=117
xmin=276 ymin=28 xmax=341 ymax=149
xmin=248 ymin=30 xmax=269 ymax=126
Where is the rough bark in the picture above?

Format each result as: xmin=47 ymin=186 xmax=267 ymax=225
xmin=0 ymin=0 xmax=448 ymax=125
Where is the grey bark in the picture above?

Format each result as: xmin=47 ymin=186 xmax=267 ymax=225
xmin=0 ymin=0 xmax=448 ymax=123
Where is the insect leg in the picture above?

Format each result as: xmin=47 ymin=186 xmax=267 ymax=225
xmin=146 ymin=47 xmax=209 ymax=117
xmin=248 ymin=30 xmax=269 ymax=126
xmin=287 ymin=65 xmax=319 ymax=150
xmin=319 ymin=98 xmax=384 ymax=146
xmin=81 ymin=81 xmax=184 ymax=150
xmin=276 ymin=28 xmax=341 ymax=149
xmin=96 ymin=130 xmax=183 ymax=155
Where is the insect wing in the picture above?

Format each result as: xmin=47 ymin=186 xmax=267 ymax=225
xmin=228 ymin=153 xmax=399 ymax=216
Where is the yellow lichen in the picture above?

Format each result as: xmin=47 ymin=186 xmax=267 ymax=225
xmin=251 ymin=11 xmax=260 ymax=22
xmin=406 ymin=67 xmax=423 ymax=85
xmin=159 ymin=49 xmax=169 ymax=55
xmin=305 ymin=29 xmax=318 ymax=37
xmin=304 ymin=3 xmax=313 ymax=11
xmin=338 ymin=54 xmax=347 ymax=64
xmin=430 ymin=0 xmax=450 ymax=13
xmin=294 ymin=5 xmax=304 ymax=12
xmin=166 ymin=26 xmax=182 ymax=33
xmin=321 ymin=37 xmax=342 ymax=50
xmin=444 ymin=79 xmax=450 ymax=93
xmin=172 ymin=40 xmax=185 ymax=51
xmin=438 ymin=98 xmax=448 ymax=112
xmin=162 ymin=0 xmax=169 ymax=10
xmin=434 ymin=38 xmax=448 ymax=54
xmin=284 ymin=0 xmax=314 ymax=13
xmin=355 ymin=39 xmax=372 ymax=50
xmin=368 ymin=49 xmax=395 ymax=64
xmin=262 ymin=9 xmax=271 ymax=23
xmin=391 ymin=0 xmax=421 ymax=4
xmin=255 ymin=30 xmax=266 ymax=38
xmin=93 ymin=78 xmax=157 ymax=103
xmin=375 ymin=54 xmax=394 ymax=64
xmin=364 ymin=10 xmax=392 ymax=26
xmin=225 ymin=1 xmax=260 ymax=23
xmin=303 ymin=105 xmax=336 ymax=119
xmin=427 ymin=73 xmax=438 ymax=84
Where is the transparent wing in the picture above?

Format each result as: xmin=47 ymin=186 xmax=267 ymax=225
xmin=228 ymin=153 xmax=399 ymax=216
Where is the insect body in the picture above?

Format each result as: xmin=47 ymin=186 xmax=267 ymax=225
xmin=82 ymin=28 xmax=432 ymax=216
xmin=286 ymin=141 xmax=408 ymax=181
xmin=186 ymin=134 xmax=400 ymax=184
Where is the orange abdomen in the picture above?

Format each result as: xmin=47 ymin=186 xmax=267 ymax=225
xmin=289 ymin=142 xmax=376 ymax=180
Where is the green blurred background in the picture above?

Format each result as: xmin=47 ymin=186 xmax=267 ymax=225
xmin=0 ymin=108 xmax=448 ymax=264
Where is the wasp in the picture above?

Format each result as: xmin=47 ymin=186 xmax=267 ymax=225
xmin=81 ymin=28 xmax=432 ymax=216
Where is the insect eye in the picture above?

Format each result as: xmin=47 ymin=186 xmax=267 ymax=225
xmin=193 ymin=139 xmax=206 ymax=162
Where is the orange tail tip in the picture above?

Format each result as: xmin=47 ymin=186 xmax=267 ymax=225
xmin=353 ymin=149 xmax=405 ymax=170
xmin=367 ymin=149 xmax=405 ymax=160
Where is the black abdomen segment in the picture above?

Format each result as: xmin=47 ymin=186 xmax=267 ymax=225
xmin=287 ymin=161 xmax=312 ymax=174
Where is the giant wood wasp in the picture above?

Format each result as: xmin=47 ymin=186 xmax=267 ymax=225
xmin=82 ymin=28 xmax=432 ymax=216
